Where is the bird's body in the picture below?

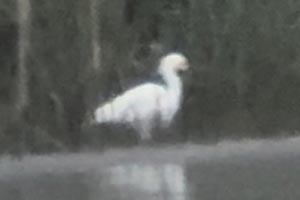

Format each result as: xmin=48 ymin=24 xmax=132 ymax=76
xmin=94 ymin=53 xmax=189 ymax=140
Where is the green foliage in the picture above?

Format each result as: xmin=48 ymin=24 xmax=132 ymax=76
xmin=0 ymin=0 xmax=300 ymax=153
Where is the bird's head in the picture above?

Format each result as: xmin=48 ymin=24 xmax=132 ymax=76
xmin=159 ymin=53 xmax=189 ymax=74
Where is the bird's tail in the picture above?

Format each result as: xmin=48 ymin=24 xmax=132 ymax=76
xmin=80 ymin=102 xmax=115 ymax=128
xmin=94 ymin=102 xmax=117 ymax=124
xmin=93 ymin=93 xmax=134 ymax=125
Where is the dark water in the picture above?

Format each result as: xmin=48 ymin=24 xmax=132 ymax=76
xmin=1 ymin=137 xmax=300 ymax=200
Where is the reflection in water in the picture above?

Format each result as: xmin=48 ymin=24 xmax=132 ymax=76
xmin=0 ymin=160 xmax=187 ymax=200
xmin=2 ymin=137 xmax=300 ymax=200
xmin=104 ymin=163 xmax=186 ymax=200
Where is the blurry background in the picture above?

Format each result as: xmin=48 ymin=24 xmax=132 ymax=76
xmin=1 ymin=0 xmax=300 ymax=154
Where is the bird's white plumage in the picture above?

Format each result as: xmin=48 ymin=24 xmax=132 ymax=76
xmin=94 ymin=53 xmax=189 ymax=140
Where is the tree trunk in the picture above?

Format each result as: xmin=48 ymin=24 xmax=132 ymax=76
xmin=16 ymin=0 xmax=31 ymax=119
xmin=90 ymin=0 xmax=101 ymax=70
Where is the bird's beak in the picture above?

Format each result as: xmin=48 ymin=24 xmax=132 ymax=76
xmin=183 ymin=60 xmax=190 ymax=71
xmin=178 ymin=62 xmax=189 ymax=75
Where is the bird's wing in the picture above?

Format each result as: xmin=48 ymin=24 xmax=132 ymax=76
xmin=113 ymin=83 xmax=165 ymax=113
xmin=95 ymin=83 xmax=166 ymax=123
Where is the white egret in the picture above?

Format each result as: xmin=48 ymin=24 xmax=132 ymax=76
xmin=93 ymin=53 xmax=189 ymax=141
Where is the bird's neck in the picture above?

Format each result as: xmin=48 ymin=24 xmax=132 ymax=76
xmin=159 ymin=67 xmax=182 ymax=98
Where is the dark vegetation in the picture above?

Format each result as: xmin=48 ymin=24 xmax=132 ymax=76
xmin=0 ymin=0 xmax=300 ymax=153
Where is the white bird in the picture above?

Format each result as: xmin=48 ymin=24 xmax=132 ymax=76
xmin=93 ymin=53 xmax=189 ymax=141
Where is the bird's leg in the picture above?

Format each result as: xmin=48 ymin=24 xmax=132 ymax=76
xmin=140 ymin=122 xmax=152 ymax=141
xmin=141 ymin=130 xmax=151 ymax=141
xmin=134 ymin=119 xmax=153 ymax=141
